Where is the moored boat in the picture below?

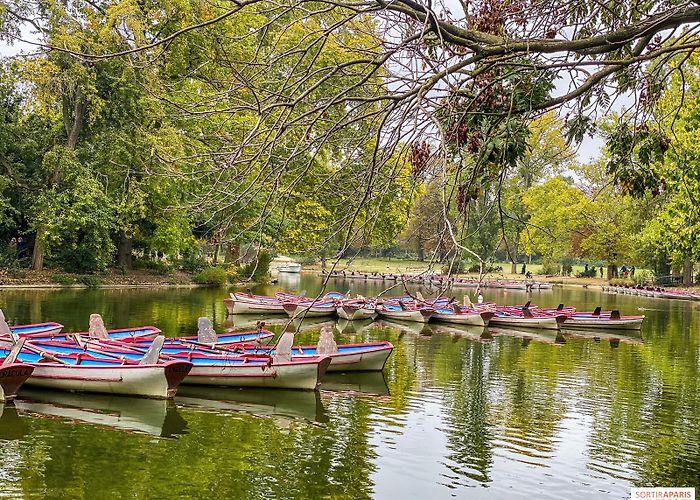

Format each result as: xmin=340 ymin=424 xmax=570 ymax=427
xmin=0 ymin=340 xmax=35 ymax=402
xmin=561 ymin=310 xmax=645 ymax=330
xmin=10 ymin=322 xmax=64 ymax=337
xmin=375 ymin=301 xmax=434 ymax=323
xmin=224 ymin=292 xmax=286 ymax=315
xmin=336 ymin=299 xmax=376 ymax=321
xmin=431 ymin=305 xmax=494 ymax=326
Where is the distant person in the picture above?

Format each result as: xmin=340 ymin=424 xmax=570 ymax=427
xmin=521 ymin=264 xmax=526 ymax=275
xmin=477 ymin=292 xmax=484 ymax=304
xmin=600 ymin=267 xmax=604 ymax=278
xmin=631 ymin=266 xmax=635 ymax=277
xmin=526 ymin=271 xmax=532 ymax=279
xmin=621 ymin=264 xmax=628 ymax=274
xmin=584 ymin=263 xmax=589 ymax=273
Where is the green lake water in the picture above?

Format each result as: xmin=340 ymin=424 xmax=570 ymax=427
xmin=0 ymin=274 xmax=699 ymax=498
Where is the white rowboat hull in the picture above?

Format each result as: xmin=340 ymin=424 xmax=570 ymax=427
xmin=376 ymin=309 xmax=433 ymax=323
xmin=183 ymin=357 xmax=331 ymax=390
xmin=432 ymin=312 xmax=490 ymax=326
xmin=336 ymin=306 xmax=376 ymax=321
xmin=489 ymin=317 xmax=561 ymax=330
xmin=24 ymin=361 xmax=191 ymax=399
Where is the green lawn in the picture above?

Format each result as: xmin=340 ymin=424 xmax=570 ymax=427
xmin=304 ymin=257 xmax=643 ymax=280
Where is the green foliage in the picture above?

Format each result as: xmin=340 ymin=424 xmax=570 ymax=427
xmin=51 ymin=274 xmax=76 ymax=285
xmin=193 ymin=266 xmax=228 ymax=286
xmin=178 ymin=254 xmax=209 ymax=273
xmin=236 ymin=252 xmax=272 ymax=283
xmin=78 ymin=275 xmax=102 ymax=288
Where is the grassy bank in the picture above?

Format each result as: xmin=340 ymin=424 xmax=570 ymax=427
xmin=304 ymin=257 xmax=616 ymax=286
xmin=0 ymin=268 xmax=199 ymax=288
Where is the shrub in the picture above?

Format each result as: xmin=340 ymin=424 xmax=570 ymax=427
xmin=236 ymin=252 xmax=272 ymax=282
xmin=51 ymin=274 xmax=75 ymax=285
xmin=541 ymin=259 xmax=560 ymax=276
xmin=193 ymin=266 xmax=228 ymax=286
xmin=179 ymin=253 xmax=209 ymax=273
xmin=78 ymin=275 xmax=102 ymax=288
xmin=576 ymin=268 xmax=598 ymax=278
xmin=633 ymin=270 xmax=654 ymax=286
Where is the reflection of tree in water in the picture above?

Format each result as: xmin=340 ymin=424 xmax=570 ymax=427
xmin=490 ymin=340 xmax=570 ymax=464
xmin=439 ymin=340 xmax=494 ymax=484
xmin=8 ymin=401 xmax=380 ymax=498
xmin=584 ymin=312 xmax=700 ymax=487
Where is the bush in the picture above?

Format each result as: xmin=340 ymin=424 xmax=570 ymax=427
xmin=633 ymin=270 xmax=654 ymax=286
xmin=179 ymin=253 xmax=208 ymax=273
xmin=78 ymin=275 xmax=102 ymax=288
xmin=193 ymin=266 xmax=228 ymax=286
xmin=576 ymin=268 xmax=598 ymax=278
xmin=236 ymin=252 xmax=272 ymax=282
xmin=51 ymin=274 xmax=75 ymax=285
xmin=541 ymin=259 xmax=560 ymax=276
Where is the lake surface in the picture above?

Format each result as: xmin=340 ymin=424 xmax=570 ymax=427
xmin=0 ymin=274 xmax=699 ymax=498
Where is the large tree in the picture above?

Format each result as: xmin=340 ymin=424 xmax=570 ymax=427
xmin=3 ymin=0 xmax=700 ymax=270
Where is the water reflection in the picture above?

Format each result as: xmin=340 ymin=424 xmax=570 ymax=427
xmin=175 ymin=386 xmax=327 ymax=425
xmin=0 ymin=403 xmax=28 ymax=440
xmin=0 ymin=280 xmax=699 ymax=497
xmin=14 ymin=389 xmax=188 ymax=438
xmin=322 ymin=372 xmax=390 ymax=396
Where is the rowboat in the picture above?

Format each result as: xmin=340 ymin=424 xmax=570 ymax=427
xmin=560 ymin=311 xmax=645 ymax=330
xmin=277 ymin=292 xmax=345 ymax=318
xmin=243 ymin=341 xmax=393 ymax=372
xmin=0 ymin=309 xmax=64 ymax=338
xmin=375 ymin=302 xmax=434 ymax=323
xmin=0 ymin=340 xmax=35 ymax=402
xmin=431 ymin=305 xmax=494 ymax=326
xmin=282 ymin=300 xmax=337 ymax=318
xmin=14 ymin=388 xmax=188 ymax=437
xmin=224 ymin=292 xmax=287 ymax=315
xmin=535 ymin=305 xmax=645 ymax=330
xmin=23 ymin=315 xmax=275 ymax=346
xmin=336 ymin=299 xmax=376 ymax=321
xmin=487 ymin=310 xmax=565 ymax=330
xmin=10 ymin=322 xmax=64 ymax=337
xmin=0 ymin=336 xmax=192 ymax=399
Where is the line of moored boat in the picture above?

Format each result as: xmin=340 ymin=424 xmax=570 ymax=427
xmin=225 ymin=292 xmax=646 ymax=332
xmin=321 ymin=270 xmax=552 ymax=289
xmin=602 ymin=284 xmax=700 ymax=301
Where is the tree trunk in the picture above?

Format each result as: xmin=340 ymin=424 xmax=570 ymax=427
xmin=683 ymin=259 xmax=693 ymax=285
xmin=117 ymin=232 xmax=133 ymax=269
xmin=416 ymin=237 xmax=424 ymax=261
xmin=607 ymin=264 xmax=618 ymax=280
xmin=31 ymin=228 xmax=45 ymax=271
xmin=510 ymin=262 xmax=517 ymax=274
xmin=213 ymin=244 xmax=219 ymax=264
